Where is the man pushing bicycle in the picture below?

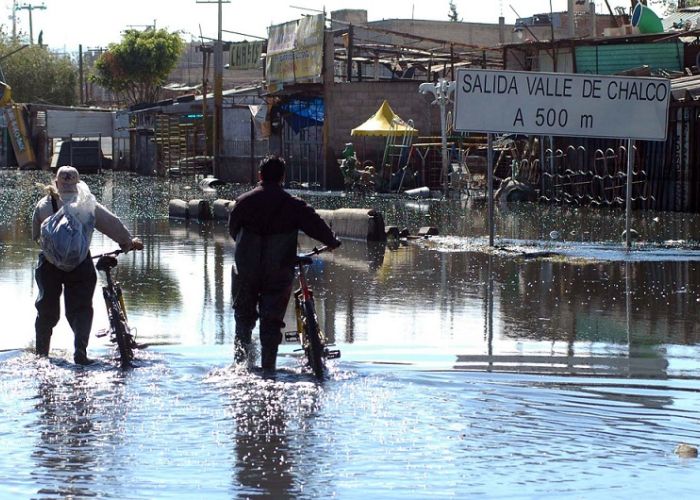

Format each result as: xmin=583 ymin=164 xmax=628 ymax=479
xmin=228 ymin=155 xmax=340 ymax=373
xmin=32 ymin=166 xmax=143 ymax=365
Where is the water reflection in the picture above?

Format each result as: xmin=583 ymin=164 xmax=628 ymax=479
xmin=31 ymin=364 xmax=105 ymax=498
xmin=228 ymin=379 xmax=296 ymax=496
xmin=206 ymin=368 xmax=331 ymax=498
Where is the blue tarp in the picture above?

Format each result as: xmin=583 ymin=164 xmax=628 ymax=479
xmin=280 ymin=98 xmax=324 ymax=132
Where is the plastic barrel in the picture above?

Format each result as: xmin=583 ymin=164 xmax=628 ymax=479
xmin=187 ymin=199 xmax=211 ymax=221
xmin=168 ymin=199 xmax=189 ymax=219
xmin=631 ymin=2 xmax=663 ymax=34
xmin=212 ymin=199 xmax=235 ymax=220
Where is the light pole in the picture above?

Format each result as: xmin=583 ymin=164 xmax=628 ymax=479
xmin=419 ymin=78 xmax=455 ymax=198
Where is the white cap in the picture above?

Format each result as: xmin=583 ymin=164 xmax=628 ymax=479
xmin=55 ymin=166 xmax=79 ymax=194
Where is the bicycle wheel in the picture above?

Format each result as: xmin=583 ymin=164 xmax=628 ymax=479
xmin=302 ymin=300 xmax=325 ymax=380
xmin=105 ymin=291 xmax=133 ymax=368
xmin=113 ymin=317 xmax=133 ymax=368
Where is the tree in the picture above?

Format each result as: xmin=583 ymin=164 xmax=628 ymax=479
xmin=91 ymin=28 xmax=184 ymax=106
xmin=0 ymin=37 xmax=78 ymax=105
xmin=448 ymin=0 xmax=461 ymax=22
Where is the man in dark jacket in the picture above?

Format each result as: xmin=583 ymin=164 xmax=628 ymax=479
xmin=228 ymin=155 xmax=341 ymax=372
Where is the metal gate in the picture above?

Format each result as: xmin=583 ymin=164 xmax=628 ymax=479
xmin=282 ymin=122 xmax=324 ymax=189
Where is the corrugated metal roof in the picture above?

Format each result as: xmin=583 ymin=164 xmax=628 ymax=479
xmin=663 ymin=8 xmax=700 ymax=31
xmin=575 ymin=41 xmax=683 ymax=74
xmin=670 ymin=73 xmax=700 ymax=100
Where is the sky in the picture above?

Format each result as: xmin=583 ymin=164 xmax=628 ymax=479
xmin=3 ymin=0 xmax=636 ymax=51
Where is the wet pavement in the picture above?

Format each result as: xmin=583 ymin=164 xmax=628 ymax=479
xmin=1 ymin=170 xmax=700 ymax=498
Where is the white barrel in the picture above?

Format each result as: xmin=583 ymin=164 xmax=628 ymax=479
xmin=212 ymin=199 xmax=235 ymax=220
xmin=188 ymin=199 xmax=210 ymax=221
xmin=168 ymin=199 xmax=189 ymax=219
xmin=330 ymin=208 xmax=385 ymax=241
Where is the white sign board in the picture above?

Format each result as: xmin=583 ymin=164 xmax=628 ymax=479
xmin=453 ymin=69 xmax=671 ymax=141
xmin=47 ymin=109 xmax=114 ymax=139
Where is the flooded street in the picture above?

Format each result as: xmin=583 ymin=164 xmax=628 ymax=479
xmin=2 ymin=170 xmax=700 ymax=498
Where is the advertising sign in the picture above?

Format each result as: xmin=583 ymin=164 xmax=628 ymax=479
xmin=266 ymin=13 xmax=324 ymax=87
xmin=229 ymin=41 xmax=264 ymax=70
xmin=3 ymin=104 xmax=36 ymax=168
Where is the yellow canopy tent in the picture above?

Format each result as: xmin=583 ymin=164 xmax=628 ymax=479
xmin=349 ymin=101 xmax=418 ymax=192
xmin=351 ymin=100 xmax=418 ymax=136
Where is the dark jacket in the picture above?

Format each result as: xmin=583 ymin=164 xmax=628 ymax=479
xmin=228 ymin=183 xmax=339 ymax=278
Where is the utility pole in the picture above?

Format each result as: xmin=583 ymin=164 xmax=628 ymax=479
xmin=196 ymin=0 xmax=229 ymax=178
xmin=16 ymin=2 xmax=46 ymax=44
xmin=78 ymin=44 xmax=84 ymax=105
xmin=12 ymin=0 xmax=17 ymax=39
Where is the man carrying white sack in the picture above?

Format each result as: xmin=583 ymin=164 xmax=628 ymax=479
xmin=31 ymin=166 xmax=143 ymax=365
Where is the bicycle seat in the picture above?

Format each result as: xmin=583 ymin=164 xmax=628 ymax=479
xmin=295 ymin=255 xmax=313 ymax=266
xmin=95 ymin=255 xmax=118 ymax=272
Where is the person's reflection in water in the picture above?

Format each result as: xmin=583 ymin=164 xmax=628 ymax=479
xmin=31 ymin=369 xmax=99 ymax=498
xmin=228 ymin=379 xmax=317 ymax=498
xmin=366 ymin=241 xmax=386 ymax=273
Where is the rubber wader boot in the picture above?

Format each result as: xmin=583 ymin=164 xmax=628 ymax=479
xmin=261 ymin=345 xmax=278 ymax=372
xmin=234 ymin=338 xmax=251 ymax=365
xmin=74 ymin=329 xmax=95 ymax=365
xmin=35 ymin=332 xmax=51 ymax=357
xmin=74 ymin=353 xmax=96 ymax=365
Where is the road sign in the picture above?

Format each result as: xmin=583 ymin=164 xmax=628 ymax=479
xmin=453 ymin=69 xmax=671 ymax=141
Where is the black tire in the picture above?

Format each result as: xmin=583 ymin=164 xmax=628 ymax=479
xmin=107 ymin=298 xmax=132 ymax=368
xmin=302 ymin=300 xmax=325 ymax=380
xmin=114 ymin=318 xmax=133 ymax=369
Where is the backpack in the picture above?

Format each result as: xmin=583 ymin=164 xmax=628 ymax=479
xmin=40 ymin=194 xmax=94 ymax=272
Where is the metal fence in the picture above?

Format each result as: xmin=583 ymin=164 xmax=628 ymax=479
xmin=517 ymin=101 xmax=700 ymax=212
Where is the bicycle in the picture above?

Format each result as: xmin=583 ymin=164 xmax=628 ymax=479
xmin=285 ymin=246 xmax=340 ymax=380
xmin=93 ymin=249 xmax=140 ymax=368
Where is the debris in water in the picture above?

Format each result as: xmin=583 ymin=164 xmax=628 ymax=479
xmin=621 ymin=228 xmax=639 ymax=240
xmin=674 ymin=443 xmax=698 ymax=458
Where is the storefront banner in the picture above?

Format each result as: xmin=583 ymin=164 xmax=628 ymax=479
xmin=229 ymin=41 xmax=264 ymax=70
xmin=267 ymin=20 xmax=298 ymax=55
xmin=296 ymin=14 xmax=324 ymax=48
xmin=293 ymin=45 xmax=323 ymax=82
xmin=266 ymin=13 xmax=324 ymax=85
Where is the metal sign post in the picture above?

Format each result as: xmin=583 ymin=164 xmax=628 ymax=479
xmin=487 ymin=133 xmax=494 ymax=246
xmin=625 ymin=138 xmax=635 ymax=249
xmin=452 ymin=69 xmax=670 ymax=248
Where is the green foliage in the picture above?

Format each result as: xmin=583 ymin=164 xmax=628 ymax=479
xmin=448 ymin=0 xmax=461 ymax=22
xmin=0 ymin=39 xmax=77 ymax=105
xmin=91 ymin=29 xmax=184 ymax=106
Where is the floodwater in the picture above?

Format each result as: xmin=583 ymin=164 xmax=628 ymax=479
xmin=1 ymin=170 xmax=700 ymax=498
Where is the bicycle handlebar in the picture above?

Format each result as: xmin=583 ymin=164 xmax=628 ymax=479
xmin=91 ymin=249 xmax=123 ymax=260
xmin=301 ymin=246 xmax=329 ymax=258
